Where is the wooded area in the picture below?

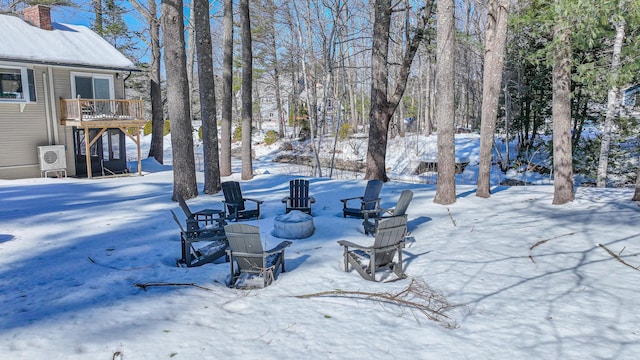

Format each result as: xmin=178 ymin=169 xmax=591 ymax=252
xmin=3 ymin=0 xmax=639 ymax=204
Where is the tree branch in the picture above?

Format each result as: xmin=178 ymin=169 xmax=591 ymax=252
xmin=295 ymin=279 xmax=461 ymax=328
xmin=598 ymin=243 xmax=640 ymax=271
xmin=134 ymin=282 xmax=214 ymax=291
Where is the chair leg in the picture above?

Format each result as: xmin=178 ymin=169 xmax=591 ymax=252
xmin=342 ymin=247 xmax=349 ymax=271
xmin=229 ymin=256 xmax=236 ymax=287
xmin=369 ymin=252 xmax=377 ymax=281
xmin=395 ymin=247 xmax=405 ymax=278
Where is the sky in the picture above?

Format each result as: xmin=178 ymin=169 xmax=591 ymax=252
xmin=1 ymin=123 xmax=640 ymax=359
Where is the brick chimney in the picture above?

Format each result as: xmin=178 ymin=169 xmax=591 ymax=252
xmin=23 ymin=5 xmax=53 ymax=31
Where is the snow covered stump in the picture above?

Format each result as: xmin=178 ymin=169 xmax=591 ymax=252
xmin=273 ymin=210 xmax=315 ymax=239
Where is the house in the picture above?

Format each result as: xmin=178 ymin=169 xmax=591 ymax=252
xmin=298 ymin=82 xmax=344 ymax=130
xmin=0 ymin=5 xmax=146 ymax=180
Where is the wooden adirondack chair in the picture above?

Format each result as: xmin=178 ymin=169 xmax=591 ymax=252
xmin=224 ymin=223 xmax=292 ymax=288
xmin=221 ymin=181 xmax=263 ymax=221
xmin=171 ymin=210 xmax=228 ymax=267
xmin=337 ymin=215 xmax=407 ymax=281
xmin=362 ymin=190 xmax=413 ymax=235
xmin=282 ymin=179 xmax=316 ymax=215
xmin=340 ymin=179 xmax=383 ymax=218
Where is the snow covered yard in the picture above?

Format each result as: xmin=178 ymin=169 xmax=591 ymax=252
xmin=1 ymin=167 xmax=640 ymax=359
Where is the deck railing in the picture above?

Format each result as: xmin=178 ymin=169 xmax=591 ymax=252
xmin=60 ymin=98 xmax=144 ymax=124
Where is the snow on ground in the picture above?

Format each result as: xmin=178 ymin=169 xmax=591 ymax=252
xmin=1 ymin=124 xmax=640 ymax=359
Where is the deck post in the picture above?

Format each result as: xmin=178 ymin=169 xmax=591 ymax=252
xmin=84 ymin=125 xmax=92 ymax=179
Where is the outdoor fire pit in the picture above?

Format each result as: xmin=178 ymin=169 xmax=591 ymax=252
xmin=272 ymin=210 xmax=315 ymax=239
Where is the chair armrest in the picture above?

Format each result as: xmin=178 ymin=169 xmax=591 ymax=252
xmin=226 ymin=251 xmax=265 ymax=258
xmin=340 ymin=196 xmax=364 ymax=206
xmin=182 ymin=228 xmax=226 ymax=242
xmin=265 ymin=241 xmax=293 ymax=255
xmin=337 ymin=240 xmax=373 ymax=251
xmin=222 ymin=200 xmax=242 ymax=208
xmin=282 ymin=196 xmax=289 ymax=203
xmin=362 ymin=198 xmax=381 ymax=206
xmin=362 ymin=206 xmax=392 ymax=220
xmin=309 ymin=197 xmax=316 ymax=203
xmin=244 ymin=198 xmax=264 ymax=205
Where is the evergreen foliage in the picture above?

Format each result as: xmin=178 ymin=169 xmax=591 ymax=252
xmin=264 ymin=129 xmax=278 ymax=145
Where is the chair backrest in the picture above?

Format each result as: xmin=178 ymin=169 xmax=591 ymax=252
xmin=392 ymin=190 xmax=414 ymax=216
xmin=363 ymin=179 xmax=384 ymax=210
xmin=170 ymin=210 xmax=185 ymax=232
xmin=372 ymin=215 xmax=407 ymax=266
xmin=177 ymin=194 xmax=193 ymax=218
xmin=224 ymin=223 xmax=265 ymax=271
xmin=289 ymin=179 xmax=310 ymax=208
xmin=222 ymin=181 xmax=246 ymax=211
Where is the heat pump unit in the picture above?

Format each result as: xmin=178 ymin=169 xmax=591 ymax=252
xmin=38 ymin=145 xmax=67 ymax=176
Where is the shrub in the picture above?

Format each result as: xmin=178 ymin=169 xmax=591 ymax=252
xmin=264 ymin=130 xmax=279 ymax=145
xmin=233 ymin=126 xmax=242 ymax=142
xmin=137 ymin=120 xmax=171 ymax=137
xmin=298 ymin=119 xmax=310 ymax=140
xmin=338 ymin=123 xmax=353 ymax=141
xmin=143 ymin=120 xmax=152 ymax=136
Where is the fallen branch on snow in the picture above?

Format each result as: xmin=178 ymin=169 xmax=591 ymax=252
xmin=528 ymin=232 xmax=577 ymax=263
xmin=88 ymin=256 xmax=154 ymax=271
xmin=294 ymin=279 xmax=461 ymax=328
xmin=447 ymin=208 xmax=457 ymax=227
xmin=134 ymin=282 xmax=213 ymax=291
xmin=529 ymin=232 xmax=576 ymax=250
xmin=598 ymin=243 xmax=640 ymax=271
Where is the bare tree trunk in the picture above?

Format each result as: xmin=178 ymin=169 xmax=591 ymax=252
xmin=366 ymin=0 xmax=433 ymax=181
xmin=268 ymin=0 xmax=285 ymax=138
xmin=240 ymin=0 xmax=253 ymax=180
xmin=291 ymin=0 xmax=323 ymax=177
xmin=434 ymin=0 xmax=456 ymax=205
xmin=424 ymin=53 xmax=434 ymax=136
xmin=633 ymin=163 xmax=640 ymax=201
xmin=162 ymin=0 xmax=197 ymax=200
xmin=194 ymin=0 xmax=220 ymax=194
xmin=186 ymin=1 xmax=196 ymax=118
xmin=477 ymin=0 xmax=509 ymax=198
xmin=551 ymin=21 xmax=574 ymax=205
xmin=597 ymin=7 xmax=626 ymax=188
xmin=131 ymin=0 xmax=164 ymax=164
xmin=220 ymin=0 xmax=233 ymax=177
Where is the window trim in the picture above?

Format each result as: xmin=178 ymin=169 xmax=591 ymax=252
xmin=0 ymin=65 xmax=36 ymax=103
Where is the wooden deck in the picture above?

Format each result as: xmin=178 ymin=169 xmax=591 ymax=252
xmin=60 ymin=98 xmax=147 ymax=178
xmin=60 ymin=98 xmax=146 ymax=126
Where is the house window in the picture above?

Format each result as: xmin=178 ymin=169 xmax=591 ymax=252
xmin=0 ymin=66 xmax=36 ymax=102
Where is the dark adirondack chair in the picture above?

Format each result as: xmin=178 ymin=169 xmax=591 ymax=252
xmin=221 ymin=181 xmax=263 ymax=221
xmin=337 ymin=215 xmax=408 ymax=281
xmin=224 ymin=223 xmax=292 ymax=288
xmin=362 ymin=190 xmax=413 ymax=235
xmin=177 ymin=194 xmax=226 ymax=231
xmin=340 ymin=179 xmax=383 ymax=218
xmin=282 ymin=179 xmax=316 ymax=215
xmin=171 ymin=210 xmax=228 ymax=267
